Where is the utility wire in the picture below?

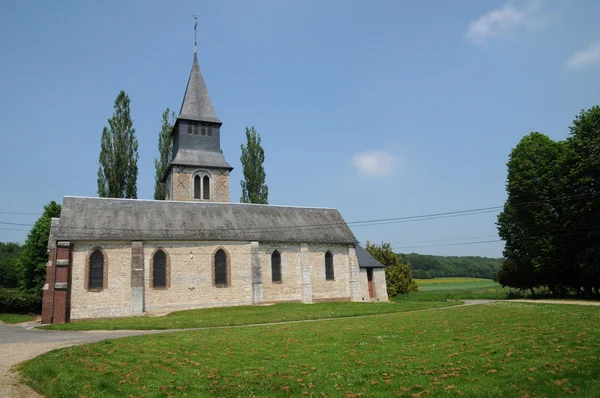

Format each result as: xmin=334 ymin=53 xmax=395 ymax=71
xmin=0 ymin=191 xmax=599 ymax=234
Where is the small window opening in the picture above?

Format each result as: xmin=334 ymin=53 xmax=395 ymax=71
xmin=325 ymin=251 xmax=334 ymax=281
xmin=203 ymin=175 xmax=210 ymax=200
xmin=272 ymin=250 xmax=282 ymax=283
xmin=194 ymin=175 xmax=201 ymax=199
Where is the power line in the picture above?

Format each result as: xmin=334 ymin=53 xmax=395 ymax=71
xmin=1 ymin=190 xmax=599 ymax=235
xmin=394 ymin=239 xmax=502 ymax=250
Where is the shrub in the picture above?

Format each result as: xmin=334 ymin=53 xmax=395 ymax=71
xmin=0 ymin=288 xmax=41 ymax=314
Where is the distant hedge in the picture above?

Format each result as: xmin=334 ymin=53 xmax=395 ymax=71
xmin=0 ymin=288 xmax=41 ymax=314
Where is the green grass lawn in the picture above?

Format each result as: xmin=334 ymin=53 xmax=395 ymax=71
xmin=20 ymin=302 xmax=600 ymax=397
xmin=0 ymin=313 xmax=37 ymax=324
xmin=415 ymin=277 xmax=491 ymax=284
xmin=416 ymin=278 xmax=500 ymax=291
xmin=38 ymin=301 xmax=459 ymax=331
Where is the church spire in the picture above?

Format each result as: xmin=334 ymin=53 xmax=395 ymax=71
xmin=178 ymin=16 xmax=221 ymax=124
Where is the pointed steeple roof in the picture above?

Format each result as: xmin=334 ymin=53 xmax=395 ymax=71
xmin=178 ymin=53 xmax=221 ymax=124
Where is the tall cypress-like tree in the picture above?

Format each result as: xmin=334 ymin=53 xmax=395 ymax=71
xmin=97 ymin=91 xmax=139 ymax=198
xmin=240 ymin=126 xmax=268 ymax=204
xmin=153 ymin=108 xmax=176 ymax=200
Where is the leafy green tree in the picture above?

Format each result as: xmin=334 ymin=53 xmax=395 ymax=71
xmin=17 ymin=201 xmax=61 ymax=291
xmin=496 ymin=132 xmax=565 ymax=293
xmin=240 ymin=127 xmax=268 ymax=204
xmin=153 ymin=108 xmax=176 ymax=200
xmin=365 ymin=241 xmax=418 ymax=297
xmin=0 ymin=242 xmax=22 ymax=288
xmin=562 ymin=106 xmax=600 ymax=298
xmin=97 ymin=90 xmax=139 ymax=199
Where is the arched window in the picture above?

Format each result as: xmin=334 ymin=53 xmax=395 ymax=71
xmin=153 ymin=250 xmax=167 ymax=288
xmin=203 ymin=176 xmax=210 ymax=200
xmin=214 ymin=249 xmax=228 ymax=286
xmin=325 ymin=251 xmax=334 ymax=280
xmin=271 ymin=250 xmax=281 ymax=283
xmin=89 ymin=249 xmax=104 ymax=289
xmin=194 ymin=175 xmax=201 ymax=199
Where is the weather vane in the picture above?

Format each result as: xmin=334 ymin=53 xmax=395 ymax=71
xmin=193 ymin=15 xmax=198 ymax=53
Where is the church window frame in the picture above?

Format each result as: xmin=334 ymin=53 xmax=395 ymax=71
xmin=187 ymin=123 xmax=192 ymax=135
xmin=150 ymin=247 xmax=171 ymax=289
xmin=84 ymin=247 xmax=108 ymax=292
xmin=212 ymin=247 xmax=231 ymax=287
xmin=325 ymin=250 xmax=335 ymax=281
xmin=191 ymin=170 xmax=213 ymax=201
xmin=193 ymin=122 xmax=199 ymax=135
xmin=271 ymin=250 xmax=282 ymax=283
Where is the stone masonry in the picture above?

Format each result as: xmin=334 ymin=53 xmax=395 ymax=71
xmin=66 ymin=241 xmax=360 ymax=320
xmin=170 ymin=166 xmax=230 ymax=202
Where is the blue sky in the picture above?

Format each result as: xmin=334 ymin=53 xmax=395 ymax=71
xmin=1 ymin=0 xmax=599 ymax=257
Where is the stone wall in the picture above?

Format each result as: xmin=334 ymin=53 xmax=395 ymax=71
xmin=372 ymin=267 xmax=389 ymax=302
xmin=65 ymin=241 xmax=367 ymax=321
xmin=143 ymin=241 xmax=253 ymax=313
xmin=70 ymin=242 xmax=133 ymax=319
xmin=170 ymin=166 xmax=230 ymax=202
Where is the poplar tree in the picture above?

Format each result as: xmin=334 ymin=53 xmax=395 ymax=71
xmin=97 ymin=91 xmax=139 ymax=198
xmin=153 ymin=108 xmax=176 ymax=200
xmin=240 ymin=126 xmax=269 ymax=204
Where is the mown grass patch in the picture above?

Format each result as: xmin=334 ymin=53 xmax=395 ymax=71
xmin=20 ymin=303 xmax=600 ymax=397
xmin=394 ymin=286 xmax=521 ymax=302
xmin=38 ymin=301 xmax=458 ymax=331
xmin=415 ymin=277 xmax=491 ymax=284
xmin=0 ymin=313 xmax=36 ymax=324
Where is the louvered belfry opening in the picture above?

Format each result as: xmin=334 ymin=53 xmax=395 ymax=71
xmin=89 ymin=250 xmax=104 ymax=289
xmin=214 ymin=249 xmax=227 ymax=285
xmin=153 ymin=250 xmax=167 ymax=288
xmin=325 ymin=251 xmax=334 ymax=280
xmin=203 ymin=176 xmax=210 ymax=200
xmin=194 ymin=175 xmax=201 ymax=199
xmin=271 ymin=250 xmax=282 ymax=282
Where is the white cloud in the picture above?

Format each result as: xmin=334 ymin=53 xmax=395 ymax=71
xmin=466 ymin=0 xmax=544 ymax=44
xmin=567 ymin=42 xmax=600 ymax=70
xmin=352 ymin=150 xmax=397 ymax=177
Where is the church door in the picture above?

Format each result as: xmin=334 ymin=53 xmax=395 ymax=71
xmin=367 ymin=268 xmax=374 ymax=299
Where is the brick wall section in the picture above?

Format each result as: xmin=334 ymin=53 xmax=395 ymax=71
xmin=171 ymin=167 xmax=230 ymax=202
xmin=42 ymin=242 xmax=72 ymax=324
xmin=41 ymin=241 xmax=56 ymax=324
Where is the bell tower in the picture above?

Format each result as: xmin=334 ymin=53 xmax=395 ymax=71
xmin=164 ymin=39 xmax=232 ymax=202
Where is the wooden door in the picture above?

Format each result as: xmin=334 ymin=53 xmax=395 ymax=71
xmin=367 ymin=268 xmax=374 ymax=299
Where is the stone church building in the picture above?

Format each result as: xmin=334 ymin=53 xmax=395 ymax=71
xmin=41 ymin=45 xmax=388 ymax=324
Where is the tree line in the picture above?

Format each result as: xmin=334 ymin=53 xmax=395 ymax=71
xmin=400 ymin=253 xmax=503 ymax=279
xmin=497 ymin=106 xmax=600 ymax=299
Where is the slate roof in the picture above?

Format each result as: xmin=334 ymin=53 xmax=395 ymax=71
xmin=52 ymin=197 xmax=357 ymax=244
xmin=170 ymin=149 xmax=232 ymax=170
xmin=355 ymin=244 xmax=386 ymax=268
xmin=178 ymin=53 xmax=221 ymax=124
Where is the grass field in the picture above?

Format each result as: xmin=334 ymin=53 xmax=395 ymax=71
xmin=38 ymin=301 xmax=459 ymax=331
xmin=0 ymin=313 xmax=36 ymax=324
xmin=415 ymin=277 xmax=491 ymax=284
xmin=20 ymin=302 xmax=600 ymax=397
